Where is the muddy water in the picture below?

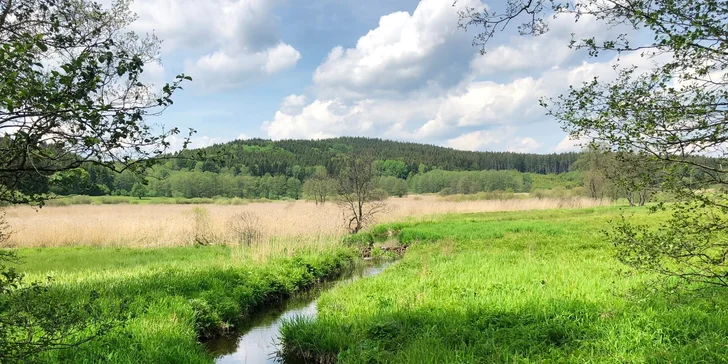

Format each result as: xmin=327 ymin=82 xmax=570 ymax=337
xmin=205 ymin=261 xmax=391 ymax=363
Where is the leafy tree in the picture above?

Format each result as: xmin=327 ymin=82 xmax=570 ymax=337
xmin=130 ymin=182 xmax=148 ymax=200
xmin=378 ymin=176 xmax=409 ymax=197
xmin=571 ymin=148 xmax=616 ymax=200
xmin=302 ymin=166 xmax=335 ymax=205
xmin=286 ymin=177 xmax=302 ymax=199
xmin=0 ymin=0 xmax=192 ymax=206
xmin=0 ymin=0 xmax=188 ymax=360
xmin=458 ymin=0 xmax=728 ymax=287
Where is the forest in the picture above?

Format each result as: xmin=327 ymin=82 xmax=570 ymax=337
xmin=44 ymin=138 xmax=583 ymax=201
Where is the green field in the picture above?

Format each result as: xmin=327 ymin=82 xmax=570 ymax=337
xmin=280 ymin=207 xmax=728 ymax=363
xmin=12 ymin=245 xmax=356 ymax=363
xmin=9 ymin=206 xmax=728 ymax=363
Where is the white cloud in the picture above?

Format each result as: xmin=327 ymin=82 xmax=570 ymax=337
xmin=510 ymin=137 xmax=543 ymax=153
xmin=130 ymin=0 xmax=300 ymax=91
xmin=280 ymin=94 xmax=307 ymax=114
xmin=261 ymin=0 xmax=665 ymax=153
xmin=553 ymin=134 xmax=591 ymax=152
xmin=185 ymin=43 xmax=301 ymax=91
xmin=470 ymin=13 xmax=625 ymax=77
xmin=263 ymin=99 xmax=375 ymax=140
xmin=140 ymin=61 xmax=166 ymax=87
xmin=312 ymin=0 xmax=481 ymax=98
xmin=445 ymin=128 xmax=543 ymax=152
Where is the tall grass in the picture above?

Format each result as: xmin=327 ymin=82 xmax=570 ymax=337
xmin=4 ymin=196 xmax=609 ymax=248
xmin=12 ymin=242 xmax=356 ymax=363
xmin=280 ymin=207 xmax=728 ymax=363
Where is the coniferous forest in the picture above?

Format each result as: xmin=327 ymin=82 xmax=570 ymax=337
xmin=48 ymin=137 xmax=582 ymax=200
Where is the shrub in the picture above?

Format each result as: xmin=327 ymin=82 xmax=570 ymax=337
xmin=188 ymin=207 xmax=216 ymax=246
xmin=69 ymin=195 xmax=92 ymax=205
xmin=226 ymin=212 xmax=262 ymax=246
xmin=342 ymin=233 xmax=374 ymax=248
xmin=44 ymin=199 xmax=70 ymax=207
xmin=370 ymin=189 xmax=389 ymax=201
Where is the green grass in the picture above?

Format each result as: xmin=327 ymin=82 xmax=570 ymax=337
xmin=10 ymin=245 xmax=357 ymax=363
xmin=12 ymin=246 xmax=234 ymax=273
xmin=280 ymin=206 xmax=728 ymax=363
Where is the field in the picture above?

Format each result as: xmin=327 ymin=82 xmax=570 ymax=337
xmin=6 ymin=199 xmax=726 ymax=363
xmin=13 ymin=244 xmax=357 ymax=363
xmin=3 ymin=195 xmax=606 ymax=247
xmin=280 ymin=207 xmax=728 ymax=363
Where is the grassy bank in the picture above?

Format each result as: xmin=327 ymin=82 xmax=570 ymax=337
xmin=280 ymin=207 xmax=728 ymax=363
xmin=11 ymin=245 xmax=356 ymax=363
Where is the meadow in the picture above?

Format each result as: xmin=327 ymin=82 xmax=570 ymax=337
xmin=3 ymin=195 xmax=606 ymax=247
xmin=280 ymin=207 xmax=728 ymax=363
xmin=8 ymin=199 xmax=722 ymax=363
xmin=13 ymin=244 xmax=357 ymax=363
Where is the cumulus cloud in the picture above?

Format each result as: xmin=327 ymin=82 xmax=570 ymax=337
xmin=262 ymin=0 xmax=662 ymax=152
xmin=185 ymin=43 xmax=301 ymax=91
xmin=130 ymin=0 xmax=300 ymax=91
xmin=553 ymin=134 xmax=590 ymax=152
xmin=470 ymin=13 xmax=625 ymax=77
xmin=312 ymin=0 xmax=481 ymax=98
xmin=445 ymin=128 xmax=542 ymax=152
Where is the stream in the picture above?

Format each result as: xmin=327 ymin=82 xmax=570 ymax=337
xmin=205 ymin=261 xmax=391 ymax=363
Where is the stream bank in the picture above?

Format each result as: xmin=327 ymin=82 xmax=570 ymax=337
xmin=205 ymin=260 xmax=393 ymax=363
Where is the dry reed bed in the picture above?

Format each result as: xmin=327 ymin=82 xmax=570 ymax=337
xmin=3 ymin=196 xmax=608 ymax=248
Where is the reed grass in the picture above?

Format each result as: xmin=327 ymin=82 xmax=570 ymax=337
xmin=3 ymin=196 xmax=608 ymax=248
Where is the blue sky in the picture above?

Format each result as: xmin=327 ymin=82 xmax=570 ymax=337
xmin=127 ymin=0 xmax=641 ymax=153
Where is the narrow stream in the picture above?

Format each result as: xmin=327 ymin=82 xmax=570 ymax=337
xmin=205 ymin=261 xmax=391 ymax=363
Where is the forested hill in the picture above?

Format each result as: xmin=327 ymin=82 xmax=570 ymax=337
xmin=177 ymin=137 xmax=580 ymax=176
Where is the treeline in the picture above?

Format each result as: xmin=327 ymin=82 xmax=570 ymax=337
xmin=173 ymin=137 xmax=581 ymax=176
xmin=48 ymin=161 xmax=583 ymax=201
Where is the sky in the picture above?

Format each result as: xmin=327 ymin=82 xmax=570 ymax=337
xmin=124 ymin=0 xmax=641 ymax=154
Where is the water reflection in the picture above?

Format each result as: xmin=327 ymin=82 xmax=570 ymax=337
xmin=206 ymin=261 xmax=390 ymax=363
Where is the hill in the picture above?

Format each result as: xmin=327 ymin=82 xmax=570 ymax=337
xmin=174 ymin=137 xmax=580 ymax=176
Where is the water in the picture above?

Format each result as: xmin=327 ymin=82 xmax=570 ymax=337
xmin=205 ymin=261 xmax=391 ymax=364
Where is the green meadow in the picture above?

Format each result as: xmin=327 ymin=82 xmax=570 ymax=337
xmin=12 ymin=245 xmax=356 ymax=363
xmin=9 ymin=206 xmax=728 ymax=363
xmin=280 ymin=207 xmax=728 ymax=363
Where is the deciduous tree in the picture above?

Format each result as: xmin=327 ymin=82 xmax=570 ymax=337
xmin=458 ymin=0 xmax=728 ymax=287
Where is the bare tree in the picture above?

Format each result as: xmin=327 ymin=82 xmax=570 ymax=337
xmin=226 ymin=212 xmax=262 ymax=246
xmin=335 ymin=155 xmax=388 ymax=234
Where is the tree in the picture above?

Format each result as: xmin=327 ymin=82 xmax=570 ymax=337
xmin=335 ymin=155 xmax=388 ymax=234
xmin=458 ymin=0 xmax=728 ymax=287
xmin=0 ymin=0 xmax=188 ymax=360
xmin=0 ymin=0 xmax=192 ymax=206
xmin=130 ymin=182 xmax=148 ymax=200
xmin=286 ymin=177 xmax=302 ymax=199
xmin=303 ymin=166 xmax=335 ymax=205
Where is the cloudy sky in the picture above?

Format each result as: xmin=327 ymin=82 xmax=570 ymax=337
xmin=126 ymin=0 xmax=636 ymax=153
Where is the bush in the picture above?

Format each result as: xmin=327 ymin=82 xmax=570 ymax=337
xmin=438 ymin=187 xmax=453 ymax=196
xmin=188 ymin=207 xmax=216 ymax=246
xmin=69 ymin=195 xmax=92 ymax=205
xmin=342 ymin=233 xmax=374 ymax=249
xmin=45 ymin=199 xmax=71 ymax=207
xmin=370 ymin=189 xmax=389 ymax=201
xmin=98 ymin=196 xmax=129 ymax=204
xmin=226 ymin=212 xmax=262 ymax=246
